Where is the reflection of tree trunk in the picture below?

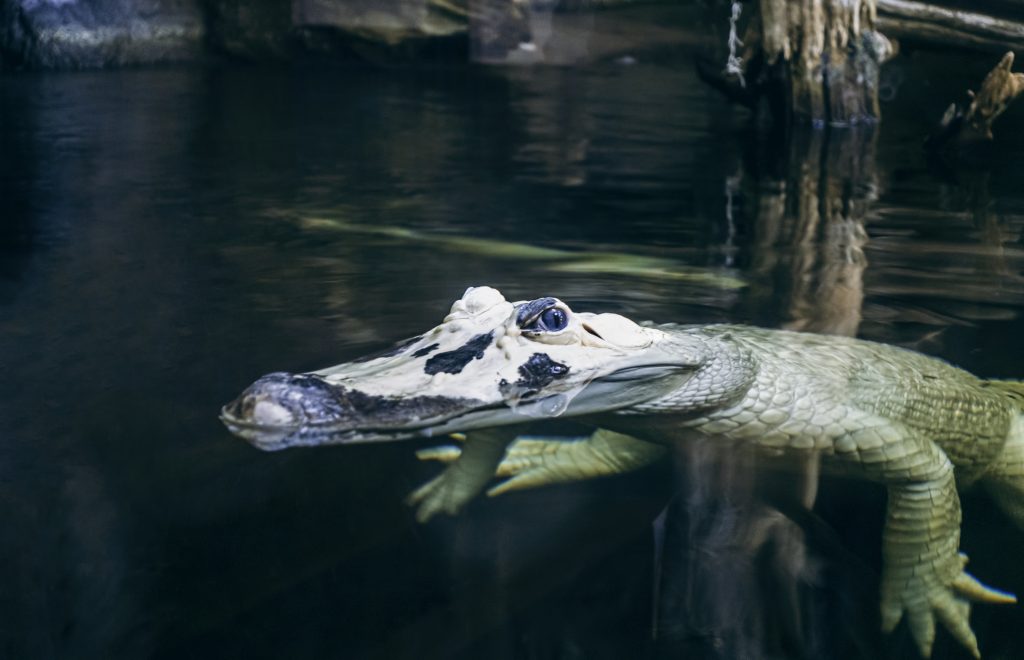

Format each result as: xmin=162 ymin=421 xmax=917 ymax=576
xmin=469 ymin=0 xmax=533 ymax=63
xmin=655 ymin=128 xmax=879 ymax=659
xmin=654 ymin=442 xmax=827 ymax=659
xmin=746 ymin=128 xmax=875 ymax=336
xmin=966 ymin=171 xmax=1012 ymax=281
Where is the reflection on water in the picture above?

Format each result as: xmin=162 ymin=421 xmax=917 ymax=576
xmin=739 ymin=128 xmax=875 ymax=337
xmin=295 ymin=216 xmax=746 ymax=287
xmin=654 ymin=126 xmax=879 ymax=660
xmin=1 ymin=51 xmax=1024 ymax=659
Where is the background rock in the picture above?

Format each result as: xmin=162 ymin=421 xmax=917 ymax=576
xmin=0 ymin=0 xmax=205 ymax=69
xmin=0 ymin=0 xmax=473 ymax=68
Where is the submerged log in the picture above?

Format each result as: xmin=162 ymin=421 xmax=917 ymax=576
xmin=926 ymin=51 xmax=1024 ymax=149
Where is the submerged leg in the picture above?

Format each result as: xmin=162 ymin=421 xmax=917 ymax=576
xmin=407 ymin=427 xmax=518 ymax=523
xmin=489 ymin=429 xmax=666 ymax=495
xmin=830 ymin=421 xmax=1015 ymax=659
xmin=417 ymin=428 xmax=666 ymax=496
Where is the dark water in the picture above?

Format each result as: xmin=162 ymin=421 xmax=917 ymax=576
xmin=2 ymin=50 xmax=1024 ymax=660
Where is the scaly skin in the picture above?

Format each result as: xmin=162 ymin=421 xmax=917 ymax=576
xmin=224 ymin=287 xmax=1021 ymax=659
xmin=416 ymin=325 xmax=1024 ymax=659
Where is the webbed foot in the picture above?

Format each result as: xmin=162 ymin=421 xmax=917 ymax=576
xmin=880 ymin=552 xmax=1015 ymax=658
xmin=406 ymin=466 xmax=480 ymax=523
xmin=406 ymin=428 xmax=516 ymax=523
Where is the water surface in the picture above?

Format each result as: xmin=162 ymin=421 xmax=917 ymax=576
xmin=2 ymin=50 xmax=1024 ymax=659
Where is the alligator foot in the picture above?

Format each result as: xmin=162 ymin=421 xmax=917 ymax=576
xmin=406 ymin=427 xmax=517 ymax=522
xmin=880 ymin=550 xmax=1015 ymax=658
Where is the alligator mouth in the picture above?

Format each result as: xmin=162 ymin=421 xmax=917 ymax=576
xmin=219 ymin=371 xmax=499 ymax=450
xmin=219 ymin=408 xmax=388 ymax=450
xmin=596 ymin=363 xmax=690 ymax=382
xmin=219 ymin=402 xmax=505 ymax=451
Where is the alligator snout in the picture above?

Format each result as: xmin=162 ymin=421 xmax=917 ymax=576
xmin=223 ymin=364 xmax=497 ymax=449
xmin=224 ymin=372 xmax=295 ymax=426
xmin=221 ymin=371 xmax=350 ymax=437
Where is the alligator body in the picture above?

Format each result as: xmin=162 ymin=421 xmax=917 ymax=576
xmin=222 ymin=286 xmax=1024 ymax=658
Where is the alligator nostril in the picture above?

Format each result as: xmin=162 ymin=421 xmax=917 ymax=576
xmin=225 ymin=371 xmax=350 ymax=431
xmin=252 ymin=399 xmax=296 ymax=426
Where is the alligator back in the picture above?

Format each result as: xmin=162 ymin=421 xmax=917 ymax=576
xmin=680 ymin=326 xmax=1020 ymax=475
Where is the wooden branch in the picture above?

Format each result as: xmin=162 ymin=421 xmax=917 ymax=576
xmin=926 ymin=51 xmax=1024 ymax=149
xmin=964 ymin=51 xmax=1024 ymax=139
xmin=876 ymin=0 xmax=1024 ymax=53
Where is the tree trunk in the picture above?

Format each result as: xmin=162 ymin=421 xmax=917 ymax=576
xmin=755 ymin=0 xmax=893 ymax=124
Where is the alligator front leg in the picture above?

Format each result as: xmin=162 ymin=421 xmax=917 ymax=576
xmin=418 ymin=429 xmax=666 ymax=496
xmin=834 ymin=423 xmax=1016 ymax=658
xmin=406 ymin=426 xmax=518 ymax=523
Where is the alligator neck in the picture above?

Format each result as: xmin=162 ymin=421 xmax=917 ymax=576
xmin=620 ymin=326 xmax=757 ymax=418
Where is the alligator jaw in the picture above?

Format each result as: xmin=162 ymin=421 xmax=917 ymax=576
xmin=219 ymin=410 xmax=398 ymax=450
xmin=219 ymin=370 xmax=494 ymax=450
xmin=219 ymin=405 xmax=453 ymax=450
xmin=221 ymin=361 xmax=694 ymax=452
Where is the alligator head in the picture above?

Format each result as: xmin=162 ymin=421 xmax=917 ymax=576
xmin=221 ymin=286 xmax=702 ymax=451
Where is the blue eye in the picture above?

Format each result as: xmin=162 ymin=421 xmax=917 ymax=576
xmin=538 ymin=307 xmax=568 ymax=332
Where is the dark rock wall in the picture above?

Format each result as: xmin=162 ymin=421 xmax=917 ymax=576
xmin=3 ymin=0 xmax=1023 ymax=70
xmin=1 ymin=0 xmax=205 ymax=68
xmin=0 ymin=0 xmax=469 ymax=69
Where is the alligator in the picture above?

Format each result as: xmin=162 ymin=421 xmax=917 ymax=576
xmin=221 ymin=286 xmax=1024 ymax=659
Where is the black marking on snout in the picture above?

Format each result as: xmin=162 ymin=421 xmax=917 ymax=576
xmin=412 ymin=343 xmax=440 ymax=358
xmin=289 ymin=376 xmax=471 ymax=425
xmin=515 ymin=297 xmax=558 ymax=327
xmin=279 ymin=374 xmax=351 ymax=420
xmin=424 ymin=332 xmax=494 ymax=375
xmin=339 ymin=388 xmax=478 ymax=425
xmin=499 ymin=352 xmax=570 ymax=398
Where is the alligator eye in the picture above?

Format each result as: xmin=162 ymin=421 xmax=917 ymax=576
xmin=521 ymin=303 xmax=571 ymax=334
xmin=537 ymin=307 xmax=568 ymax=332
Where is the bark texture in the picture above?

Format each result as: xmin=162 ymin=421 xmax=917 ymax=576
xmin=755 ymin=0 xmax=892 ymax=124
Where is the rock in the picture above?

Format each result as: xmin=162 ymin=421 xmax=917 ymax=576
xmin=292 ymin=0 xmax=468 ymax=61
xmin=0 ymin=0 xmax=205 ymax=69
xmin=293 ymin=0 xmax=467 ymax=43
xmin=0 ymin=0 xmax=471 ymax=68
